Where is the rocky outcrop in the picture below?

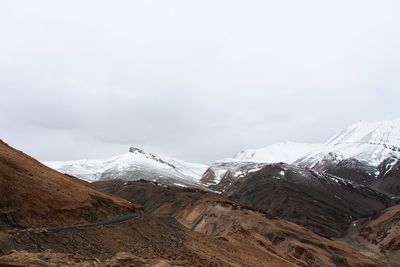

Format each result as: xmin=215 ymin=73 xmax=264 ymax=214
xmin=224 ymin=163 xmax=390 ymax=238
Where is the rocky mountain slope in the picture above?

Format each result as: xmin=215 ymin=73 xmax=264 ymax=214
xmin=44 ymin=147 xmax=208 ymax=187
xmin=0 ymin=139 xmax=135 ymax=230
xmin=348 ymin=204 xmax=400 ymax=266
xmin=223 ymin=163 xmax=391 ymax=238
xmin=94 ymin=179 xmax=387 ymax=267
xmin=200 ymin=160 xmax=266 ymax=191
xmin=371 ymin=160 xmax=400 ymax=196
xmin=200 ymin=142 xmax=321 ymax=189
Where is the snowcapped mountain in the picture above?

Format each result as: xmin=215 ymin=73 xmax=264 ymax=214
xmin=44 ymin=119 xmax=400 ymax=191
xmin=44 ymin=147 xmax=208 ymax=187
xmin=202 ymin=119 xmax=400 ymax=191
xmin=200 ymin=142 xmax=321 ymax=190
xmin=232 ymin=142 xmax=322 ymax=163
xmin=295 ymin=119 xmax=400 ymax=184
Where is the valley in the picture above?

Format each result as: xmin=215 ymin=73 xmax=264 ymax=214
xmin=2 ymin=119 xmax=400 ymax=266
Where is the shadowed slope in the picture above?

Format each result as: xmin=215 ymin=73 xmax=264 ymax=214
xmin=95 ymin=179 xmax=386 ymax=267
xmin=224 ymin=163 xmax=390 ymax=238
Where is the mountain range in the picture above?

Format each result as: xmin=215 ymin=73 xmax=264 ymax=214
xmin=44 ymin=119 xmax=400 ymax=193
xmin=3 ymin=119 xmax=400 ymax=266
xmin=0 ymin=139 xmax=389 ymax=266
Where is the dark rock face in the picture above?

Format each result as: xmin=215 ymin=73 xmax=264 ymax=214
xmin=128 ymin=147 xmax=146 ymax=154
xmin=207 ymin=170 xmax=236 ymax=192
xmin=371 ymin=160 xmax=400 ymax=196
xmin=199 ymin=168 xmax=216 ymax=185
xmin=224 ymin=163 xmax=390 ymax=238
xmin=292 ymin=151 xmax=400 ymax=198
xmin=318 ymin=158 xmax=378 ymax=185
xmin=302 ymin=156 xmax=400 ymax=190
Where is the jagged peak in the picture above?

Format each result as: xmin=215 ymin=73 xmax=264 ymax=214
xmin=128 ymin=146 xmax=176 ymax=169
xmin=129 ymin=147 xmax=146 ymax=154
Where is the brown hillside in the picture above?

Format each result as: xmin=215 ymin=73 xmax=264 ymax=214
xmin=0 ymin=139 xmax=134 ymax=230
xmin=349 ymin=204 xmax=400 ymax=266
xmin=95 ymin=180 xmax=387 ymax=267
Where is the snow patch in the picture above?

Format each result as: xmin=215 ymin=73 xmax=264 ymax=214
xmin=231 ymin=142 xmax=322 ymax=164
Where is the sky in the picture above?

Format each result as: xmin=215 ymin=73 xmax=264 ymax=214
xmin=1 ymin=0 xmax=400 ymax=163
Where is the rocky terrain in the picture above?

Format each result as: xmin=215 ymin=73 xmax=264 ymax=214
xmin=0 ymin=251 xmax=191 ymax=267
xmin=348 ymin=204 xmax=400 ymax=266
xmin=198 ymin=120 xmax=400 ymax=243
xmin=94 ymin=179 xmax=388 ymax=266
xmin=200 ymin=160 xmax=266 ymax=191
xmin=2 ymin=140 xmax=312 ymax=267
xmin=0 ymin=139 xmax=384 ymax=266
xmin=200 ymin=142 xmax=322 ymax=189
xmin=371 ymin=160 xmax=400 ymax=196
xmin=1 ymin=140 xmax=300 ymax=266
xmin=0 ymin=139 xmax=134 ymax=230
xmin=223 ymin=163 xmax=391 ymax=238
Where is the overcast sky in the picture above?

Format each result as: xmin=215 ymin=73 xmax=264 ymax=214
xmin=1 ymin=0 xmax=400 ymax=163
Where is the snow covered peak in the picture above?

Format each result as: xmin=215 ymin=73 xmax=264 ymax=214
xmin=230 ymin=142 xmax=322 ymax=164
xmin=326 ymin=119 xmax=400 ymax=147
xmin=43 ymin=148 xmax=208 ymax=186
xmin=128 ymin=146 xmax=176 ymax=168
xmin=295 ymin=119 xmax=400 ymax=171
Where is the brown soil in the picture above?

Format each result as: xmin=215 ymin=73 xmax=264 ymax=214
xmin=349 ymin=204 xmax=400 ymax=266
xmin=95 ymin=180 xmax=387 ymax=266
xmin=0 ymin=139 xmax=134 ymax=230
xmin=0 ymin=214 xmax=299 ymax=267
xmin=0 ymin=250 xmax=190 ymax=267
